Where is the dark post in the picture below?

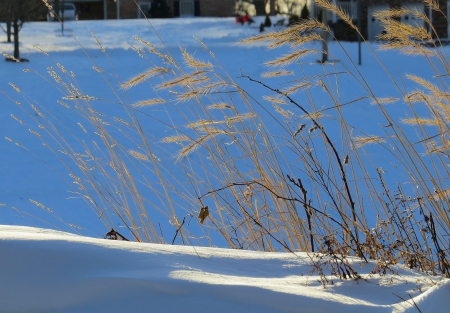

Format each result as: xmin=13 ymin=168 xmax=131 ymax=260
xmin=54 ymin=0 xmax=60 ymax=18
xmin=13 ymin=19 xmax=19 ymax=60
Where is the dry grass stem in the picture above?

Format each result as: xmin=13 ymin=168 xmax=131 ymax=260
xmin=402 ymin=117 xmax=441 ymax=126
xmin=121 ymin=67 xmax=170 ymax=90
xmin=8 ymin=83 xmax=20 ymax=93
xmin=273 ymin=104 xmax=292 ymax=119
xmin=265 ymin=49 xmax=317 ymax=67
xmin=262 ymin=70 xmax=294 ymax=78
xmin=406 ymin=74 xmax=441 ymax=95
xmin=132 ymin=98 xmax=166 ymax=107
xmin=207 ymin=103 xmax=233 ymax=110
xmin=314 ymin=0 xmax=356 ymax=29
xmin=283 ymin=82 xmax=311 ymax=95
xmin=370 ymin=97 xmax=399 ymax=105
xmin=7 ymin=7 xmax=450 ymax=278
xmin=354 ymin=136 xmax=386 ymax=147
xmin=301 ymin=112 xmax=324 ymax=120
xmin=161 ymin=135 xmax=191 ymax=143
xmin=157 ymin=70 xmax=207 ymax=90
xmin=263 ymin=96 xmax=287 ymax=104
xmin=128 ymin=150 xmax=149 ymax=161
xmin=178 ymin=135 xmax=209 ymax=160
xmin=181 ymin=48 xmax=213 ymax=69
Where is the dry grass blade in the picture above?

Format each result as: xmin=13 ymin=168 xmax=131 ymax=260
xmin=405 ymin=91 xmax=428 ymax=103
xmin=425 ymin=143 xmax=447 ymax=155
xmin=262 ymin=70 xmax=294 ymax=78
xmin=381 ymin=24 xmax=427 ymax=42
xmin=8 ymin=9 xmax=450 ymax=279
xmin=263 ymin=96 xmax=286 ymax=104
xmin=265 ymin=49 xmax=317 ymax=67
xmin=177 ymin=128 xmax=227 ymax=161
xmin=132 ymin=98 xmax=166 ymax=107
xmin=402 ymin=117 xmax=441 ymax=126
xmin=161 ymin=135 xmax=191 ymax=143
xmin=314 ymin=0 xmax=356 ymax=29
xmin=378 ymin=41 xmax=434 ymax=56
xmin=238 ymin=31 xmax=279 ymax=45
xmin=177 ymin=134 xmax=209 ymax=161
xmin=128 ymin=150 xmax=149 ymax=161
xmin=264 ymin=31 xmax=321 ymax=50
xmin=11 ymin=114 xmax=25 ymax=125
xmin=354 ymin=136 xmax=386 ymax=147
xmin=225 ymin=113 xmax=256 ymax=125
xmin=207 ymin=103 xmax=233 ymax=110
xmin=428 ymin=189 xmax=450 ymax=201
xmin=289 ymin=33 xmax=323 ymax=48
xmin=33 ymin=45 xmax=50 ymax=56
xmin=373 ymin=8 xmax=411 ymax=20
xmin=187 ymin=119 xmax=224 ymax=129
xmin=181 ymin=48 xmax=213 ymax=69
xmin=8 ymin=82 xmax=20 ymax=93
xmin=280 ymin=19 xmax=325 ymax=36
xmin=423 ymin=0 xmax=441 ymax=12
xmin=301 ymin=112 xmax=324 ymax=120
xmin=370 ymin=97 xmax=399 ymax=105
xmin=3 ymin=53 xmax=20 ymax=62
xmin=406 ymin=74 xmax=441 ymax=94
xmin=239 ymin=20 xmax=324 ymax=47
xmin=114 ymin=117 xmax=132 ymax=126
xmin=133 ymin=36 xmax=154 ymax=48
xmin=283 ymin=82 xmax=311 ymax=95
xmin=187 ymin=113 xmax=255 ymax=129
xmin=273 ymin=104 xmax=291 ymax=119
xmin=176 ymin=81 xmax=228 ymax=102
xmin=157 ymin=70 xmax=207 ymax=90
xmin=121 ymin=67 xmax=170 ymax=90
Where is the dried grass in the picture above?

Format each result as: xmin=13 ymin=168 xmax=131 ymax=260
xmin=5 ymin=2 xmax=450 ymax=279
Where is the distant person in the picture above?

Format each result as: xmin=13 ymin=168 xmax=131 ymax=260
xmin=242 ymin=13 xmax=249 ymax=24
xmin=236 ymin=14 xmax=244 ymax=25
xmin=243 ymin=13 xmax=255 ymax=25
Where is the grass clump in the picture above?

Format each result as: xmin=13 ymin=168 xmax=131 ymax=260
xmin=2 ymin=0 xmax=449 ymax=280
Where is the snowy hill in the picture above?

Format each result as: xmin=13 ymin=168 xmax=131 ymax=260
xmin=0 ymin=225 xmax=448 ymax=313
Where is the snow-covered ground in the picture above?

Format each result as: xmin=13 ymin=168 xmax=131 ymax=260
xmin=0 ymin=17 xmax=449 ymax=312
xmin=0 ymin=225 xmax=448 ymax=313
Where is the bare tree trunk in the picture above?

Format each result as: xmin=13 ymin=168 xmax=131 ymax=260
xmin=13 ymin=19 xmax=19 ymax=60
xmin=269 ymin=0 xmax=276 ymax=15
xmin=6 ymin=20 xmax=11 ymax=42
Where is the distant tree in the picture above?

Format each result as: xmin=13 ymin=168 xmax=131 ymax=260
xmin=0 ymin=1 xmax=12 ymax=42
xmin=0 ymin=0 xmax=45 ymax=61
xmin=149 ymin=0 xmax=171 ymax=18
xmin=269 ymin=0 xmax=276 ymax=15
xmin=277 ymin=0 xmax=297 ymax=15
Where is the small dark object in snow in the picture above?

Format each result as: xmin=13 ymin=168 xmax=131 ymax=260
xmin=264 ymin=15 xmax=272 ymax=27
xmin=105 ymin=228 xmax=129 ymax=241
xmin=274 ymin=19 xmax=285 ymax=27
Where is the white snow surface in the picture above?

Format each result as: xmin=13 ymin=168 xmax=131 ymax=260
xmin=0 ymin=225 xmax=448 ymax=313
xmin=0 ymin=17 xmax=449 ymax=312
